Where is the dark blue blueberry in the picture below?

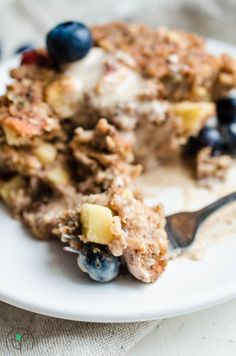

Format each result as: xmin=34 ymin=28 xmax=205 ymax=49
xmin=46 ymin=21 xmax=93 ymax=63
xmin=77 ymin=244 xmax=120 ymax=282
xmin=185 ymin=135 xmax=199 ymax=155
xmin=220 ymin=122 xmax=236 ymax=154
xmin=216 ymin=96 xmax=236 ymax=125
xmin=15 ymin=44 xmax=34 ymax=54
xmin=186 ymin=126 xmax=225 ymax=156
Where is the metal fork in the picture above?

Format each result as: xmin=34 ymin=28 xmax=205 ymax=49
xmin=166 ymin=191 xmax=236 ymax=250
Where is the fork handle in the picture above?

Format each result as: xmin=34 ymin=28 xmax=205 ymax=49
xmin=197 ymin=192 xmax=236 ymax=223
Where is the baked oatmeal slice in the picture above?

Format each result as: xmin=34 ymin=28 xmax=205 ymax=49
xmin=1 ymin=20 xmax=236 ymax=283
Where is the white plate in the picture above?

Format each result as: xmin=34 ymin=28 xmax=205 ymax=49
xmin=1 ymin=39 xmax=236 ymax=322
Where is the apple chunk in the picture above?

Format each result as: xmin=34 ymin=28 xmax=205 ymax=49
xmin=172 ymin=101 xmax=214 ymax=134
xmin=80 ymin=204 xmax=114 ymax=245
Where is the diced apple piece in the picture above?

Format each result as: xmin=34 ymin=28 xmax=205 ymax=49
xmin=2 ymin=126 xmax=28 ymax=146
xmin=121 ymin=188 xmax=133 ymax=200
xmin=34 ymin=143 xmax=57 ymax=164
xmin=80 ymin=203 xmax=114 ymax=245
xmin=172 ymin=102 xmax=214 ymax=134
xmin=0 ymin=176 xmax=25 ymax=203
xmin=47 ymin=167 xmax=70 ymax=185
xmin=45 ymin=76 xmax=82 ymax=119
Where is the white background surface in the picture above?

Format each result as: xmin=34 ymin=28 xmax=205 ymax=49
xmin=0 ymin=0 xmax=236 ymax=354
xmin=129 ymin=299 xmax=236 ymax=356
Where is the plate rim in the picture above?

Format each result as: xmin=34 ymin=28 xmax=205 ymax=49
xmin=0 ymin=277 xmax=236 ymax=322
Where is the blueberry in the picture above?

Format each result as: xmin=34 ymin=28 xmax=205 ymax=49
xmin=184 ymin=135 xmax=199 ymax=155
xmin=186 ymin=126 xmax=225 ymax=156
xmin=77 ymin=244 xmax=120 ymax=282
xmin=46 ymin=21 xmax=93 ymax=63
xmin=15 ymin=44 xmax=34 ymax=54
xmin=220 ymin=122 xmax=236 ymax=154
xmin=216 ymin=96 xmax=236 ymax=125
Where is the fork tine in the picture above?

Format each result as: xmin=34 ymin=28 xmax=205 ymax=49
xmin=63 ymin=246 xmax=81 ymax=254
